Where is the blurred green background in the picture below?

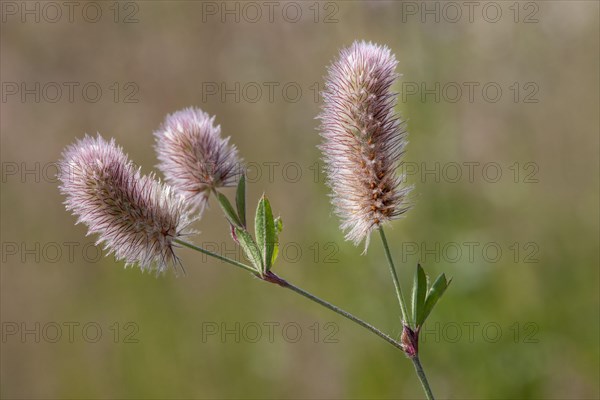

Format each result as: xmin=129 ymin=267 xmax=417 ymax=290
xmin=1 ymin=1 xmax=598 ymax=399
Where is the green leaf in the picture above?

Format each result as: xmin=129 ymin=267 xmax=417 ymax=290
xmin=271 ymin=217 xmax=283 ymax=265
xmin=234 ymin=227 xmax=262 ymax=273
xmin=235 ymin=174 xmax=246 ymax=227
xmin=412 ymin=264 xmax=428 ymax=327
xmin=216 ymin=192 xmax=242 ymax=228
xmin=422 ymin=273 xmax=452 ymax=324
xmin=255 ymin=195 xmax=275 ymax=273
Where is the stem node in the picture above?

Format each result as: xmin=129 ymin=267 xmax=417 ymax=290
xmin=401 ymin=324 xmax=419 ymax=358
xmin=262 ymin=271 xmax=288 ymax=287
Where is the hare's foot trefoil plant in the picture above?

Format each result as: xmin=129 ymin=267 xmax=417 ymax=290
xmin=58 ymin=41 xmax=450 ymax=400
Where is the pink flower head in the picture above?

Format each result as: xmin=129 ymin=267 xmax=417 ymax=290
xmin=58 ymin=135 xmax=193 ymax=273
xmin=318 ymin=41 xmax=412 ymax=248
xmin=154 ymin=108 xmax=242 ymax=214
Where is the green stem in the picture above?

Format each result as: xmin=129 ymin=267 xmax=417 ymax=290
xmin=269 ymin=272 xmax=404 ymax=351
xmin=173 ymin=239 xmax=257 ymax=274
xmin=378 ymin=227 xmax=411 ymax=326
xmin=378 ymin=228 xmax=436 ymax=399
xmin=411 ymin=356 xmax=435 ymax=400
xmin=176 ymin=238 xmax=435 ymax=399
xmin=175 ymin=239 xmax=403 ymax=351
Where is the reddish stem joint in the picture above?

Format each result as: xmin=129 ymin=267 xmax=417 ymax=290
xmin=262 ymin=271 xmax=288 ymax=287
xmin=401 ymin=325 xmax=419 ymax=358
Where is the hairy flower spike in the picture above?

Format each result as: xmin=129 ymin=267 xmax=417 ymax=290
xmin=318 ymin=41 xmax=412 ymax=248
xmin=154 ymin=107 xmax=242 ymax=214
xmin=58 ymin=135 xmax=193 ymax=273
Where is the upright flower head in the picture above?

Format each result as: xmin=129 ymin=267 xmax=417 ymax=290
xmin=58 ymin=135 xmax=193 ymax=273
xmin=154 ymin=108 xmax=241 ymax=214
xmin=318 ymin=41 xmax=411 ymax=248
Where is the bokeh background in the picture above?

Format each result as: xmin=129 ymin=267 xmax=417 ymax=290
xmin=1 ymin=1 xmax=598 ymax=399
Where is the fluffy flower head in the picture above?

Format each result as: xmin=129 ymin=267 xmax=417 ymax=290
xmin=58 ymin=135 xmax=193 ymax=273
xmin=154 ymin=108 xmax=241 ymax=214
xmin=318 ymin=41 xmax=411 ymax=248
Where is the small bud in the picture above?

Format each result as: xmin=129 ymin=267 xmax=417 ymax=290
xmin=401 ymin=325 xmax=419 ymax=358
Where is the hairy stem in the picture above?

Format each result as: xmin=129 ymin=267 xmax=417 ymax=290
xmin=175 ymin=239 xmax=403 ymax=350
xmin=378 ymin=227 xmax=436 ymax=399
xmin=411 ymin=356 xmax=435 ymax=400
xmin=378 ymin=227 xmax=411 ymax=326
xmin=174 ymin=239 xmax=257 ymax=274
xmin=264 ymin=271 xmax=404 ymax=351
